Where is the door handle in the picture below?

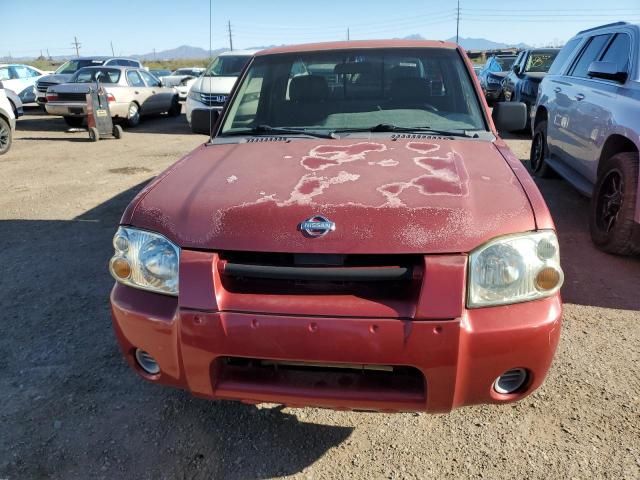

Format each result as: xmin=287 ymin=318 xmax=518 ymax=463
xmin=554 ymin=87 xmax=562 ymax=93
xmin=575 ymin=93 xmax=585 ymax=101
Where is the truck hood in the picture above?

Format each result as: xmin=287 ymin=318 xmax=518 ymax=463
xmin=523 ymin=72 xmax=546 ymax=83
xmin=37 ymin=73 xmax=74 ymax=85
xmin=126 ymin=138 xmax=535 ymax=254
xmin=191 ymin=76 xmax=238 ymax=94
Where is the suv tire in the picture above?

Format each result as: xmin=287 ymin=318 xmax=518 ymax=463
xmin=530 ymin=121 xmax=554 ymax=178
xmin=589 ymin=152 xmax=640 ymax=256
xmin=0 ymin=116 xmax=12 ymax=155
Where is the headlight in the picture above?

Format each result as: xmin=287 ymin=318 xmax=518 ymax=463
xmin=468 ymin=231 xmax=563 ymax=308
xmin=187 ymin=89 xmax=202 ymax=102
xmin=109 ymin=227 xmax=180 ymax=296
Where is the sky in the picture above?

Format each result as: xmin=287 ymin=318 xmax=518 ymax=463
xmin=1 ymin=0 xmax=640 ymax=58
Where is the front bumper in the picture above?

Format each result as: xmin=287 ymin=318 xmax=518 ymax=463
xmin=186 ymin=97 xmax=222 ymax=134
xmin=111 ymin=252 xmax=562 ymax=413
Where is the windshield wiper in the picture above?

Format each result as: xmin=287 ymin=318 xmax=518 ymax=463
xmin=334 ymin=123 xmax=479 ymax=138
xmin=222 ymin=125 xmax=337 ymax=139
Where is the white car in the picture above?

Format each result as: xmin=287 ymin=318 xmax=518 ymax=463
xmin=0 ymin=85 xmax=16 ymax=155
xmin=161 ymin=68 xmax=205 ymax=100
xmin=0 ymin=64 xmax=48 ymax=104
xmin=186 ymin=50 xmax=258 ymax=134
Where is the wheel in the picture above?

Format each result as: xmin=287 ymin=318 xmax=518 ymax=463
xmin=0 ymin=116 xmax=12 ymax=155
xmin=63 ymin=116 xmax=85 ymax=127
xmin=529 ymin=120 xmax=554 ymax=178
xmin=167 ymin=97 xmax=181 ymax=117
xmin=589 ymin=152 xmax=640 ymax=256
xmin=88 ymin=127 xmax=100 ymax=142
xmin=112 ymin=124 xmax=123 ymax=139
xmin=126 ymin=102 xmax=140 ymax=127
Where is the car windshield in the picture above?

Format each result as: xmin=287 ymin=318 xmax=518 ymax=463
xmin=220 ymin=48 xmax=486 ymax=135
xmin=56 ymin=59 xmax=105 ymax=74
xmin=204 ymin=55 xmax=251 ymax=77
xmin=524 ymin=51 xmax=559 ymax=73
xmin=72 ymin=68 xmax=121 ymax=84
xmin=495 ymin=56 xmax=516 ymax=70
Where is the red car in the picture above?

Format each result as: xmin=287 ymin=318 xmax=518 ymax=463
xmin=109 ymin=40 xmax=564 ymax=413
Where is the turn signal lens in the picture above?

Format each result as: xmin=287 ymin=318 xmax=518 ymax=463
xmin=110 ymin=257 xmax=131 ymax=279
xmin=535 ymin=267 xmax=561 ymax=291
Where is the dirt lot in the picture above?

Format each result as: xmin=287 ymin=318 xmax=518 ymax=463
xmin=1 ymin=109 xmax=639 ymax=480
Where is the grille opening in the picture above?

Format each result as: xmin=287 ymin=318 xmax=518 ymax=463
xmin=217 ymin=252 xmax=422 ymax=298
xmin=214 ymin=357 xmax=426 ymax=407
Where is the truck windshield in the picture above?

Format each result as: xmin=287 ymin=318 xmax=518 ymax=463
xmin=56 ymin=59 xmax=105 ymax=74
xmin=221 ymin=48 xmax=486 ymax=135
xmin=204 ymin=55 xmax=252 ymax=77
xmin=525 ymin=51 xmax=559 ymax=73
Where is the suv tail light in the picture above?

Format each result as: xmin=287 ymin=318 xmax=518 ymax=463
xmin=46 ymin=92 xmax=58 ymax=101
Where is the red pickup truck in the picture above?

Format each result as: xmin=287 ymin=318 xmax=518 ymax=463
xmin=109 ymin=40 xmax=563 ymax=413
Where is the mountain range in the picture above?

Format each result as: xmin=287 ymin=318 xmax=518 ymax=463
xmin=2 ymin=36 xmax=531 ymax=62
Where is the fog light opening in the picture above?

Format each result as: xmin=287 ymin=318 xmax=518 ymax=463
xmin=135 ymin=349 xmax=160 ymax=375
xmin=494 ymin=368 xmax=528 ymax=394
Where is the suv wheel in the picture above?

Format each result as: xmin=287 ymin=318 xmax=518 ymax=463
xmin=0 ymin=117 xmax=12 ymax=155
xmin=589 ymin=152 xmax=640 ymax=256
xmin=530 ymin=120 xmax=554 ymax=178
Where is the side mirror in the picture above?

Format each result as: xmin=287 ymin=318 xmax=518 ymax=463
xmin=512 ymin=64 xmax=521 ymax=75
xmin=191 ymin=108 xmax=221 ymax=136
xmin=588 ymin=61 xmax=627 ymax=83
xmin=492 ymin=101 xmax=527 ymax=132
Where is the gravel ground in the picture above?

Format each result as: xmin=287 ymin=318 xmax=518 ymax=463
xmin=1 ymin=109 xmax=638 ymax=480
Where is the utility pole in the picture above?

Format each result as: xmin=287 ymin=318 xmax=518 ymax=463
xmin=46 ymin=49 xmax=51 ymax=60
xmin=110 ymin=41 xmax=115 ymax=56
xmin=455 ymin=0 xmax=460 ymax=45
xmin=71 ymin=36 xmax=81 ymax=57
xmin=347 ymin=28 xmax=350 ymax=41
xmin=227 ymin=20 xmax=233 ymax=51
xmin=153 ymin=48 xmax=157 ymax=60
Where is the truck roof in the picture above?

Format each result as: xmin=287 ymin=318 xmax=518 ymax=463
xmin=256 ymin=39 xmax=458 ymax=57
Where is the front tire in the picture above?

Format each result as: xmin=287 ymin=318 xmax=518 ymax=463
xmin=0 ymin=116 xmax=12 ymax=155
xmin=126 ymin=102 xmax=140 ymax=127
xmin=168 ymin=96 xmax=181 ymax=117
xmin=589 ymin=152 xmax=640 ymax=256
xmin=530 ymin=120 xmax=554 ymax=178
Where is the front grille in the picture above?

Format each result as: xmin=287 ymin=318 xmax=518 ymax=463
xmin=215 ymin=357 xmax=426 ymax=410
xmin=36 ymin=81 xmax=58 ymax=93
xmin=199 ymin=92 xmax=227 ymax=106
xmin=218 ymin=251 xmax=421 ymax=298
xmin=56 ymin=93 xmax=87 ymax=102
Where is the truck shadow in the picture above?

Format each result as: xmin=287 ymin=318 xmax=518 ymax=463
xmin=0 ymin=181 xmax=351 ymax=480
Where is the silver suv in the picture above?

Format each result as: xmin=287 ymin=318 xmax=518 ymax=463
xmin=531 ymin=22 xmax=640 ymax=255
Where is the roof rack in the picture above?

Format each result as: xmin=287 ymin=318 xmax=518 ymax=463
xmin=578 ymin=22 xmax=628 ymax=34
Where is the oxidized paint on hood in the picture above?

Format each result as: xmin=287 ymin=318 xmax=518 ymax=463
xmin=124 ymin=138 xmax=534 ymax=254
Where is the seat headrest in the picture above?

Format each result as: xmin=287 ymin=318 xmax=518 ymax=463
xmin=289 ymin=75 xmax=329 ymax=102
xmin=390 ymin=77 xmax=432 ymax=102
